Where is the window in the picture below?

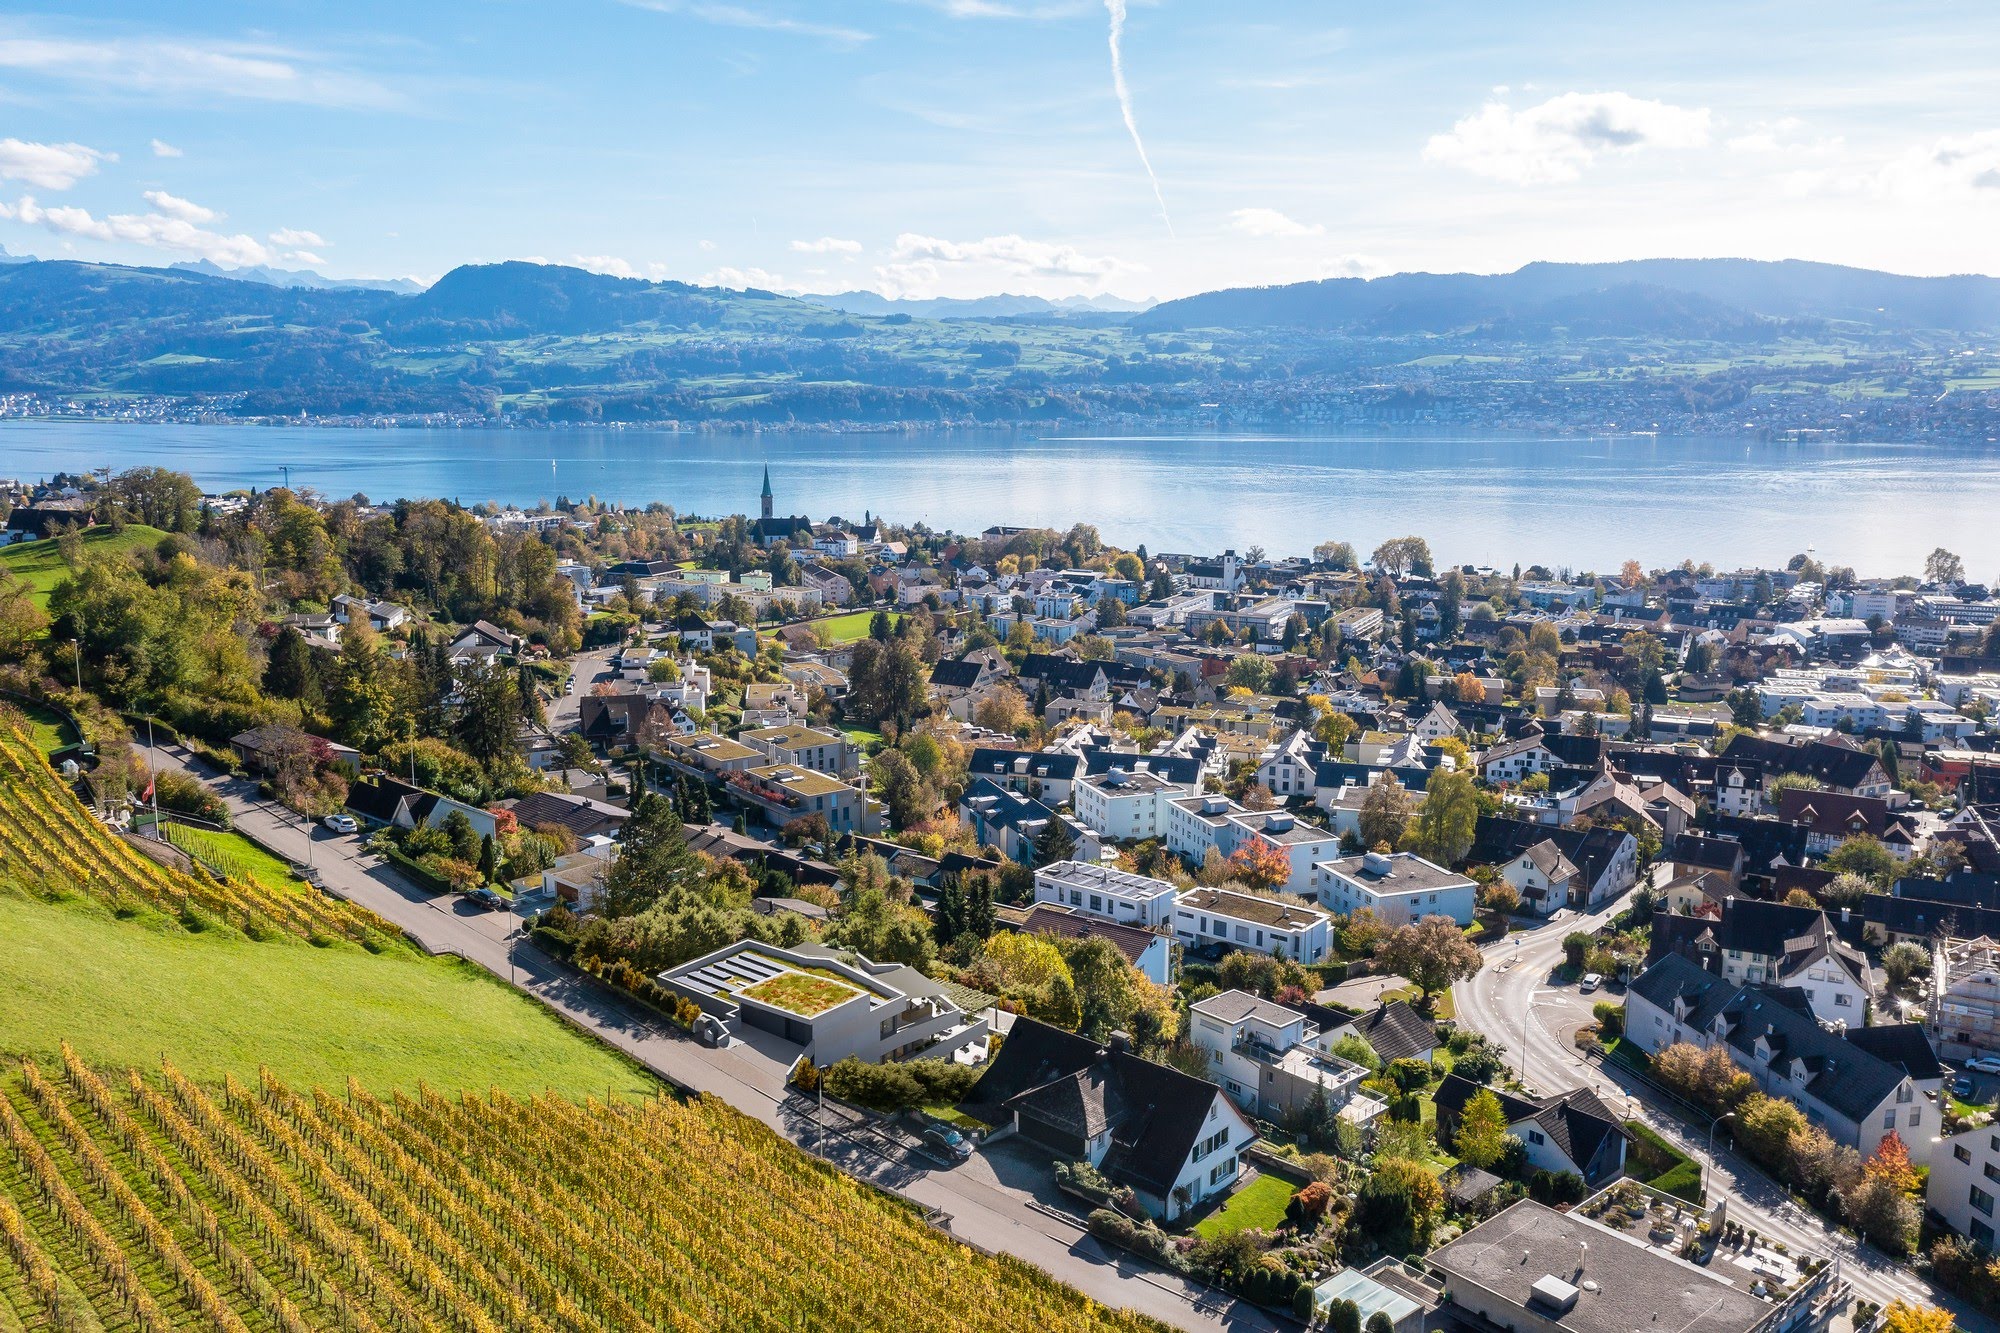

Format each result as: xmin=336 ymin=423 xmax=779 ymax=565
xmin=1910 ymin=1109 xmax=1922 ymax=1129
xmin=1959 ymin=1146 xmax=1975 ymax=1165
xmin=1973 ymin=1185 xmax=1994 ymax=1218
xmin=1884 ymin=1110 xmax=1898 ymax=1129
xmin=1527 ymin=1130 xmax=1545 ymax=1146
xmin=1897 ymin=1084 xmax=1914 ymax=1104
xmin=1193 ymin=1128 xmax=1229 ymax=1163
xmin=1835 ymin=993 xmax=1852 ymax=1007
xmin=1988 ymin=1163 xmax=2000 ymax=1184
xmin=1975 ymin=1219 xmax=1995 ymax=1249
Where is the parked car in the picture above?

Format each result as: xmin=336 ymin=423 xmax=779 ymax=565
xmin=1580 ymin=973 xmax=1603 ymax=993
xmin=920 ymin=1125 xmax=971 ymax=1162
xmin=1969 ymin=1056 xmax=2000 ymax=1076
xmin=465 ymin=887 xmax=505 ymax=910
xmin=322 ymin=813 xmax=359 ymax=834
xmin=1954 ymin=1076 xmax=1978 ymax=1100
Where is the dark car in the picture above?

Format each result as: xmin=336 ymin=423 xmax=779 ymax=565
xmin=1954 ymin=1075 xmax=1978 ymax=1100
xmin=465 ymin=887 xmax=505 ymax=910
xmin=920 ymin=1125 xmax=972 ymax=1163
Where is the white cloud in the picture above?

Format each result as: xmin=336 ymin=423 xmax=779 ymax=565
xmin=0 ymin=192 xmax=276 ymax=266
xmin=909 ymin=0 xmax=1094 ymax=17
xmin=149 ymin=138 xmax=181 ymax=158
xmin=702 ymin=265 xmax=790 ymax=290
xmin=1424 ymin=91 xmax=1713 ymax=184
xmin=0 ymin=33 xmax=403 ymax=109
xmin=1320 ymin=253 xmax=1386 ymax=279
xmin=698 ymin=239 xmax=716 ymax=251
xmin=618 ymin=1 xmax=871 ymax=46
xmin=1895 ymin=130 xmax=2000 ymax=194
xmin=872 ymin=232 xmax=1141 ymax=298
xmin=572 ymin=254 xmax=640 ymax=278
xmin=0 ymin=138 xmax=108 ymax=190
xmin=285 ymin=249 xmax=325 ymax=268
xmin=790 ymin=235 xmax=861 ymax=254
xmin=269 ymin=226 xmax=325 ymax=248
xmin=1228 ymin=207 xmax=1323 ymax=238
xmin=142 ymin=189 xmax=216 ymax=223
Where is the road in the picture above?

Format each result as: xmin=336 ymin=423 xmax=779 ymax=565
xmin=149 ymin=743 xmax=1280 ymax=1333
xmin=1455 ymin=901 xmax=1989 ymax=1329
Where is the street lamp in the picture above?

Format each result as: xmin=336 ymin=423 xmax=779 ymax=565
xmin=1702 ymin=1111 xmax=1737 ymax=1199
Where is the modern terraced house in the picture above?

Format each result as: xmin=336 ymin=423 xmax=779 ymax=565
xmin=660 ymin=941 xmax=990 ymax=1064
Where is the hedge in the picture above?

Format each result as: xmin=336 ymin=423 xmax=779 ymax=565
xmin=381 ymin=844 xmax=456 ymax=894
xmin=1625 ymin=1119 xmax=1703 ymax=1203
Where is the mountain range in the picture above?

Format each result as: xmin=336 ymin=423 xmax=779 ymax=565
xmin=166 ymin=259 xmax=424 ymax=295
xmin=796 ymin=291 xmax=1152 ymax=319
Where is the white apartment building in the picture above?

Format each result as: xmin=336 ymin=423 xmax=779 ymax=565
xmin=1311 ymin=850 xmax=1476 ymax=926
xmin=1174 ymin=886 xmax=1334 ymax=965
xmin=1071 ymin=764 xmax=1199 ymax=843
xmin=1930 ymin=937 xmax=2000 ymax=1063
xmin=1188 ymin=990 xmax=1378 ymax=1123
xmin=1032 ymin=860 xmax=1178 ymax=929
xmin=1929 ymin=1123 xmax=2000 ymax=1251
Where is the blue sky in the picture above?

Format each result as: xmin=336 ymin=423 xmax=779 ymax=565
xmin=0 ymin=1 xmax=1995 ymax=299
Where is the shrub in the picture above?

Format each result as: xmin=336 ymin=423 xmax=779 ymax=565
xmin=1593 ymin=1001 xmax=1624 ymax=1039
xmin=1326 ymin=1296 xmax=1362 ymax=1333
xmin=1086 ymin=1209 xmax=1135 ymax=1247
xmin=1287 ymin=1180 xmax=1334 ymax=1229
xmin=1528 ymin=1169 xmax=1586 ymax=1205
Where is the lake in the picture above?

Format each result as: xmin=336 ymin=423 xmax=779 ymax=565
xmin=4 ymin=421 xmax=1996 ymax=576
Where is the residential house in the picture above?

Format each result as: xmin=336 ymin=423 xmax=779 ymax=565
xmin=1318 ymin=1000 xmax=1437 ymax=1065
xmin=331 ymin=594 xmax=410 ymax=633
xmin=227 ymin=724 xmax=359 ymax=777
xmin=964 ymin=1020 xmax=1258 ymax=1221
xmin=1432 ymin=1074 xmax=1631 ymax=1185
xmin=1312 ymin=850 xmax=1477 ymax=926
xmin=1775 ymin=788 xmax=1922 ymax=860
xmin=1009 ymin=904 xmax=1173 ymax=987
xmin=1625 ymin=954 xmax=1943 ymax=1166
xmin=1667 ymin=833 xmax=1747 ymax=892
xmin=1648 ymin=899 xmax=1871 ymax=1027
xmin=658 ymin=941 xmax=985 ymax=1064
xmin=1032 ymin=860 xmax=1178 ymax=929
xmin=1721 ymin=734 xmax=1893 ymax=799
xmin=1497 ymin=839 xmax=1585 ymax=918
xmin=345 ymin=777 xmax=500 ymax=841
xmin=1928 ymin=937 xmax=2000 ymax=1063
xmin=1187 ymin=990 xmax=1380 ymax=1123
xmin=733 ymin=763 xmax=875 ymax=836
xmin=1173 ymin=886 xmax=1334 ymax=964
xmin=1071 ymin=763 xmax=1199 ymax=844
xmin=1473 ymin=816 xmax=1639 ymax=911
xmin=966 ymin=747 xmax=1084 ymax=804
xmin=739 ymin=724 xmax=861 ymax=780
xmin=505 ymin=790 xmax=630 ymax=842
xmin=959 ymin=777 xmax=1101 ymax=865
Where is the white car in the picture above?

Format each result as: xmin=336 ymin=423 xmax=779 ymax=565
xmin=1968 ymin=1056 xmax=2000 ymax=1076
xmin=322 ymin=813 xmax=360 ymax=834
xmin=1580 ymin=972 xmax=1603 ymax=993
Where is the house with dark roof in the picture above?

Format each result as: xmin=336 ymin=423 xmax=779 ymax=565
xmin=1432 ymin=1073 xmax=1631 ymax=1185
xmin=1625 ymin=954 xmax=1942 ymax=1165
xmin=1721 ymin=734 xmax=1892 ymax=798
xmin=965 ymin=747 xmax=1084 ymax=803
xmin=957 ymin=777 xmax=1100 ymax=865
xmin=963 ymin=1018 xmax=1257 ymax=1221
xmin=1648 ymin=899 xmax=1871 ymax=1026
xmin=1774 ymin=788 xmax=1922 ymax=860
xmin=1471 ymin=816 xmax=1638 ymax=910
xmin=504 ymin=790 xmax=630 ymax=841
xmin=1666 ymin=832 xmax=1746 ymax=889
xmin=1318 ymin=999 xmax=1437 ymax=1065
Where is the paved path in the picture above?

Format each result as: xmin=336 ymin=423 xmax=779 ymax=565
xmin=151 ymin=744 xmax=1281 ymax=1333
xmin=1455 ymin=903 xmax=1988 ymax=1330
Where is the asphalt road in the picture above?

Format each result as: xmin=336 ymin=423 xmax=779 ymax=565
xmin=149 ymin=743 xmax=1280 ymax=1333
xmin=1455 ymin=902 xmax=1988 ymax=1329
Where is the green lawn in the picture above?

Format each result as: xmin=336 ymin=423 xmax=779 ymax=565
xmin=921 ymin=1104 xmax=993 ymax=1133
xmin=741 ymin=971 xmax=861 ymax=1016
xmin=809 ymin=610 xmax=903 ymax=643
xmin=1379 ymin=986 xmax=1454 ymax=1021
xmin=161 ymin=822 xmax=298 ymax=893
xmin=0 ymin=524 xmax=169 ymax=608
xmin=842 ymin=725 xmax=885 ymax=747
xmin=0 ymin=894 xmax=652 ymax=1097
xmin=1192 ymin=1172 xmax=1296 ymax=1239
xmin=3 ymin=698 xmax=78 ymax=753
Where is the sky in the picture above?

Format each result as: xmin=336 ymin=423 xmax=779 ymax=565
xmin=0 ymin=2 xmax=1996 ymax=301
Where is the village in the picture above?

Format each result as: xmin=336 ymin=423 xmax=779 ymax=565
xmin=7 ymin=463 xmax=2000 ymax=1333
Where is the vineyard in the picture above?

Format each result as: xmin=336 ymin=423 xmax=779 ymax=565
xmin=0 ymin=1048 xmax=1165 ymax=1333
xmin=0 ymin=713 xmax=390 ymax=948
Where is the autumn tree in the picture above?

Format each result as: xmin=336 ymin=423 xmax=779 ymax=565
xmin=1377 ymin=914 xmax=1483 ymax=1000
xmin=1453 ymin=1088 xmax=1511 ymax=1169
xmin=1227 ymin=838 xmax=1294 ymax=895
xmin=1925 ymin=547 xmax=1966 ymax=587
xmin=1359 ymin=776 xmax=1414 ymax=851
xmin=1881 ymin=1301 xmax=1957 ymax=1333
xmin=1409 ymin=768 xmax=1480 ymax=866
xmin=1370 ymin=536 xmax=1433 ymax=578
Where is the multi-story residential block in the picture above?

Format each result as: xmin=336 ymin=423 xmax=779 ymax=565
xmin=1311 ymin=850 xmax=1477 ymax=926
xmin=1929 ymin=937 xmax=2000 ymax=1063
xmin=1929 ymin=1120 xmax=2000 ymax=1250
xmin=1648 ymin=899 xmax=1871 ymax=1027
xmin=1032 ymin=860 xmax=1178 ymax=929
xmin=1626 ymin=954 xmax=1943 ymax=1166
xmin=1173 ymin=886 xmax=1333 ymax=964
xmin=1071 ymin=763 xmax=1199 ymax=843
xmin=738 ymin=724 xmax=861 ymax=779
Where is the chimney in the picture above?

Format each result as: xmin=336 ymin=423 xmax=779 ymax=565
xmin=1106 ymin=1030 xmax=1132 ymax=1054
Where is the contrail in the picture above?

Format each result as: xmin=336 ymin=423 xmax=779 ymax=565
xmin=1104 ymin=0 xmax=1173 ymax=236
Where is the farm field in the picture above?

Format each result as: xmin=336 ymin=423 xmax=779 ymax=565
xmin=0 ymin=1053 xmax=1166 ymax=1333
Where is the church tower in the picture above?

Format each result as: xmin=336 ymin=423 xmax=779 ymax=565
xmin=760 ymin=465 xmax=773 ymax=520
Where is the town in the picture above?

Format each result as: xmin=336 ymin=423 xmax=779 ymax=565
xmin=5 ymin=462 xmax=2000 ymax=1333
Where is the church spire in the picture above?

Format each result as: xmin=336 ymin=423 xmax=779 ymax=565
xmin=760 ymin=465 xmax=773 ymax=520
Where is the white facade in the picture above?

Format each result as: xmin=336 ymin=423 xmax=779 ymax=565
xmin=1311 ymin=850 xmax=1477 ymax=926
xmin=1174 ymin=887 xmax=1333 ymax=965
xmin=1071 ymin=766 xmax=1198 ymax=843
xmin=1032 ymin=860 xmax=1178 ymax=929
xmin=1929 ymin=1123 xmax=2000 ymax=1251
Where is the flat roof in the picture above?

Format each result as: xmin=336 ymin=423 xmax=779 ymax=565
xmin=1035 ymin=859 xmax=1178 ymax=898
xmin=1318 ymin=852 xmax=1473 ymax=894
xmin=1178 ymin=887 xmax=1328 ymax=931
xmin=1314 ymin=1269 xmax=1420 ymax=1326
xmin=1430 ymin=1201 xmax=1772 ymax=1333
xmin=668 ymin=732 xmax=759 ymax=763
xmin=742 ymin=724 xmax=844 ymax=748
xmin=750 ymin=764 xmax=851 ymax=798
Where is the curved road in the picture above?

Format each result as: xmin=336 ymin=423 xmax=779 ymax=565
xmin=1455 ymin=899 xmax=1987 ymax=1329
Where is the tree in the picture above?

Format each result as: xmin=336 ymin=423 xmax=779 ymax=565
xmin=1453 ymin=1088 xmax=1510 ymax=1169
xmin=1366 ymin=1314 xmax=1395 ymax=1333
xmin=454 ymin=659 xmax=521 ymax=770
xmin=1324 ymin=1299 xmax=1362 ymax=1333
xmin=1925 ymin=547 xmax=1966 ymax=587
xmin=870 ymin=748 xmax=934 ymax=830
xmin=1353 ymin=1156 xmax=1444 ymax=1253
xmin=1358 ymin=776 xmax=1413 ymax=851
xmin=1377 ymin=915 xmax=1483 ymax=999
xmin=262 ymin=623 xmax=320 ymax=701
xmin=1225 ymin=654 xmax=1272 ymax=694
xmin=1824 ymin=835 xmax=1898 ymax=887
xmin=329 ymin=625 xmax=398 ymax=751
xmin=601 ymin=793 xmax=704 ymax=918
xmin=1034 ymin=816 xmax=1076 ymax=866
xmin=1881 ymin=941 xmax=1931 ymax=988
xmin=0 ymin=566 xmax=47 ymax=664
xmin=1370 ymin=536 xmax=1433 ymax=578
xmin=1734 ymin=1094 xmax=1807 ymax=1164
xmin=1842 ymin=1171 xmax=1918 ymax=1255
xmin=1409 ymin=769 xmax=1479 ymax=866
xmin=1864 ymin=1130 xmax=1920 ymax=1195
xmin=1227 ymin=839 xmax=1294 ymax=895
xmin=1881 ymin=1302 xmax=1957 ymax=1333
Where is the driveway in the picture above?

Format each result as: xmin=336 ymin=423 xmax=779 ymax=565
xmin=148 ymin=742 xmax=1280 ymax=1333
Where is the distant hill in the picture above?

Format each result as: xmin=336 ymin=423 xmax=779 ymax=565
xmin=0 ymin=260 xmax=381 ymax=335
xmin=798 ymin=290 xmax=1151 ymax=319
xmin=377 ymin=261 xmax=824 ymax=340
xmin=1135 ymin=259 xmax=2000 ymax=335
xmin=168 ymin=258 xmax=424 ymax=294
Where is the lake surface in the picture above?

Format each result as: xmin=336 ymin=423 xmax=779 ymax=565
xmin=4 ymin=421 xmax=1997 ymax=576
